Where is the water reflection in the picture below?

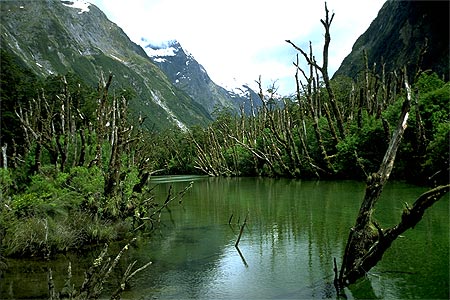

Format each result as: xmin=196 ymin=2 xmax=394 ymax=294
xmin=1 ymin=177 xmax=448 ymax=299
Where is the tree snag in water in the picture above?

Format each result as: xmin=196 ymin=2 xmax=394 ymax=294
xmin=335 ymin=75 xmax=449 ymax=289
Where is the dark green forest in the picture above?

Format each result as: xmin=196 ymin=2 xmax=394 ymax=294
xmin=1 ymin=37 xmax=449 ymax=260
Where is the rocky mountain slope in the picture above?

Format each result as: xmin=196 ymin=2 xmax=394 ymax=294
xmin=145 ymin=40 xmax=262 ymax=115
xmin=334 ymin=0 xmax=449 ymax=80
xmin=0 ymin=0 xmax=212 ymax=130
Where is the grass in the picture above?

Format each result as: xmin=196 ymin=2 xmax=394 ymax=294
xmin=1 ymin=211 xmax=132 ymax=258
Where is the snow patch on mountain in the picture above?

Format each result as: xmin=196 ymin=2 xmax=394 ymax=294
xmin=221 ymin=79 xmax=253 ymax=98
xmin=145 ymin=46 xmax=178 ymax=58
xmin=110 ymin=54 xmax=124 ymax=63
xmin=142 ymin=39 xmax=182 ymax=59
xmin=150 ymin=90 xmax=187 ymax=131
xmin=227 ymin=86 xmax=249 ymax=98
xmin=61 ymin=0 xmax=90 ymax=14
xmin=153 ymin=57 xmax=167 ymax=63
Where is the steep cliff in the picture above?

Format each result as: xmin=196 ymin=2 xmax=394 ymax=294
xmin=334 ymin=0 xmax=449 ymax=80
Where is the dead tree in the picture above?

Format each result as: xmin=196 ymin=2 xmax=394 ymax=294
xmin=15 ymin=90 xmax=61 ymax=172
xmin=104 ymin=94 xmax=138 ymax=198
xmin=287 ymin=2 xmax=345 ymax=139
xmin=293 ymin=47 xmax=334 ymax=174
xmin=335 ymin=74 xmax=449 ymax=289
xmin=91 ymin=73 xmax=113 ymax=168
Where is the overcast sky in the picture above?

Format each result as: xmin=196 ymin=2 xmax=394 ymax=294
xmin=89 ymin=0 xmax=386 ymax=95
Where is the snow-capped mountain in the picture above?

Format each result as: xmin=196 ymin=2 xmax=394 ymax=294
xmin=144 ymin=40 xmax=262 ymax=115
xmin=1 ymin=0 xmax=212 ymax=130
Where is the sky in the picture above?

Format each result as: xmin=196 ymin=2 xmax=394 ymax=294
xmin=88 ymin=0 xmax=386 ymax=95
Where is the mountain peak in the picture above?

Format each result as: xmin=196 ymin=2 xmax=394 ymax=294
xmin=144 ymin=39 xmax=180 ymax=50
xmin=143 ymin=39 xmax=261 ymax=114
xmin=142 ymin=40 xmax=184 ymax=62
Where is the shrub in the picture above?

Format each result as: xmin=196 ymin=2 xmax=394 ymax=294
xmin=336 ymin=116 xmax=386 ymax=178
xmin=424 ymin=122 xmax=450 ymax=184
xmin=0 ymin=168 xmax=13 ymax=198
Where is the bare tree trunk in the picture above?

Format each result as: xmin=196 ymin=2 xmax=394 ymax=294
xmin=92 ymin=73 xmax=113 ymax=168
xmin=104 ymin=95 xmax=133 ymax=198
xmin=323 ymin=102 xmax=339 ymax=144
xmin=338 ymin=77 xmax=412 ymax=284
xmin=294 ymin=57 xmax=321 ymax=178
xmin=1 ymin=144 xmax=7 ymax=170
xmin=293 ymin=49 xmax=334 ymax=174
xmin=287 ymin=2 xmax=345 ymax=139
xmin=338 ymin=184 xmax=449 ymax=287
xmin=78 ymin=129 xmax=86 ymax=166
xmin=336 ymin=74 xmax=449 ymax=289
xmin=319 ymin=3 xmax=345 ymax=138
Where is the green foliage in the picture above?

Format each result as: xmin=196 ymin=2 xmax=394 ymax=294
xmin=182 ymin=71 xmax=448 ymax=181
xmin=0 ymin=70 xmax=169 ymax=257
xmin=10 ymin=166 xmax=81 ymax=218
xmin=2 ymin=162 xmax=148 ymax=256
xmin=0 ymin=169 xmax=13 ymax=198
xmin=330 ymin=75 xmax=355 ymax=115
xmin=415 ymin=72 xmax=445 ymax=93
xmin=224 ymin=144 xmax=256 ymax=176
xmin=3 ymin=217 xmax=50 ymax=257
xmin=148 ymin=128 xmax=201 ymax=175
xmin=68 ymin=166 xmax=104 ymax=195
xmin=336 ymin=116 xmax=386 ymax=177
xmin=419 ymin=81 xmax=450 ymax=137
xmin=379 ymin=73 xmax=449 ymax=181
xmin=424 ymin=122 xmax=450 ymax=184
xmin=11 ymin=193 xmax=44 ymax=217
xmin=0 ymin=49 xmax=40 ymax=155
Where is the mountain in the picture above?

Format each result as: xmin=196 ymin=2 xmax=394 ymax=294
xmin=0 ymin=0 xmax=212 ymax=130
xmin=334 ymin=0 xmax=449 ymax=80
xmin=145 ymin=40 xmax=262 ymax=115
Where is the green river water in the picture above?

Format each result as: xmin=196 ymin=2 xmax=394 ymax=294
xmin=1 ymin=176 xmax=448 ymax=299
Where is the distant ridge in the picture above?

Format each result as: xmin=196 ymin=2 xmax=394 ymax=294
xmin=145 ymin=40 xmax=262 ymax=115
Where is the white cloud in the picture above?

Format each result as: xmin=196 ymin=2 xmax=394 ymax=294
xmin=89 ymin=0 xmax=386 ymax=94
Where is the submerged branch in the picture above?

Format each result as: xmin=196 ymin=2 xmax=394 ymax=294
xmin=48 ymin=238 xmax=151 ymax=300
xmin=235 ymin=212 xmax=249 ymax=247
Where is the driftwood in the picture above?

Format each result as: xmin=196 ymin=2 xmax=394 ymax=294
xmin=335 ymin=75 xmax=449 ymax=289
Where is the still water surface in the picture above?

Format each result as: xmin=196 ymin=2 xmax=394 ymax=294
xmin=1 ymin=176 xmax=448 ymax=299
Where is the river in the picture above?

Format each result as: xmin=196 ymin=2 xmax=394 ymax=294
xmin=1 ymin=176 xmax=448 ymax=299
